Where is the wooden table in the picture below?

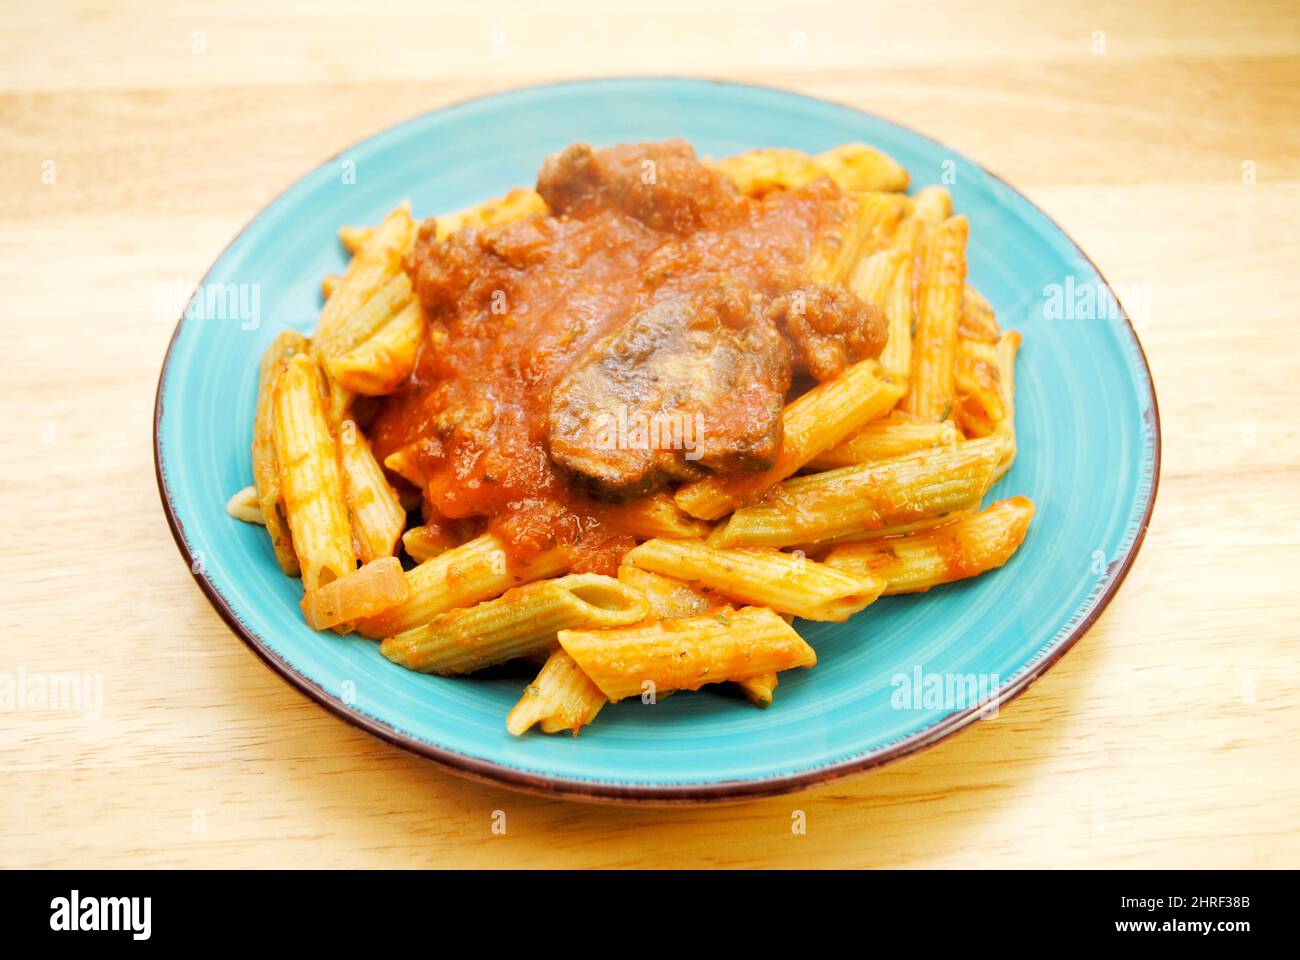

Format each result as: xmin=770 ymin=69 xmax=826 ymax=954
xmin=3 ymin=0 xmax=1297 ymax=868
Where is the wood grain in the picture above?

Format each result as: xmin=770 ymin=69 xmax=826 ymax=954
xmin=2 ymin=0 xmax=1298 ymax=868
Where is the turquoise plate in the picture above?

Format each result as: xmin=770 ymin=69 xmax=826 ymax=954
xmin=155 ymin=78 xmax=1159 ymax=803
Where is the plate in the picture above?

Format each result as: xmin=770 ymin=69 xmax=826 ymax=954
xmin=154 ymin=78 xmax=1159 ymax=802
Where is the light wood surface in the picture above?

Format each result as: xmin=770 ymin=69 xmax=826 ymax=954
xmin=3 ymin=0 xmax=1298 ymax=868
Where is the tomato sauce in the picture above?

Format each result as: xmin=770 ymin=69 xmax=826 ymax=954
xmin=370 ymin=144 xmax=852 ymax=573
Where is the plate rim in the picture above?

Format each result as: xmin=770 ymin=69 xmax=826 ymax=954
xmin=152 ymin=76 xmax=1162 ymax=804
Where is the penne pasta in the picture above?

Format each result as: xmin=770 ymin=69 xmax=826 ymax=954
xmin=356 ymin=532 xmax=567 ymax=639
xmin=323 ymin=380 xmax=354 ymax=430
xmin=559 ymin=606 xmax=816 ymax=702
xmin=959 ymin=285 xmax=1001 ymax=343
xmin=714 ymin=145 xmax=908 ymax=197
xmin=814 ymin=143 xmax=910 ymax=193
xmin=603 ymin=492 xmax=713 ymax=541
xmin=338 ymin=224 xmax=372 ymax=254
xmin=675 ymin=360 xmax=906 ymax=520
xmin=713 ymin=147 xmax=824 ymax=196
xmin=316 ymin=204 xmax=414 ymax=346
xmin=852 ymin=248 xmax=914 ymax=382
xmin=955 ymin=337 xmax=1004 ymax=438
xmin=252 ymin=331 xmax=310 ymax=576
xmin=328 ymin=298 xmax=425 ymax=396
xmin=736 ymin=672 xmax=778 ymax=708
xmin=506 ymin=648 xmax=607 ymax=736
xmin=380 ymin=573 xmax=648 ymax=675
xmin=338 ymin=422 xmax=406 ymax=564
xmin=225 ymin=485 xmax=264 ymax=525
xmin=316 ymin=273 xmax=414 ymax=359
xmin=435 ymin=187 xmax=548 ymax=240
xmin=853 ymin=191 xmax=914 ymax=251
xmin=272 ymin=353 xmax=355 ymax=590
xmin=901 ymin=215 xmax=969 ymax=420
xmin=600 ymin=489 xmax=712 ymax=541
xmin=808 ymin=192 xmax=912 ymax=285
xmin=300 ymin=556 xmax=411 ymax=631
xmin=808 ymin=417 xmax=959 ymax=470
xmin=381 ymin=444 xmax=429 ymax=489
xmin=823 ymin=497 xmax=1035 ymax=594
xmin=315 ymin=206 xmax=416 ymax=426
xmin=711 ymin=436 xmax=1005 ymax=549
xmin=340 ymin=189 xmax=545 ymax=258
xmin=617 ymin=563 xmax=715 ymax=619
xmin=401 ymin=522 xmax=459 ymax=564
xmin=991 ymin=330 xmax=1022 ymax=482
xmin=624 ymin=537 xmax=885 ymax=622
xmin=617 ymin=562 xmax=778 ymax=708
xmin=891 ymin=214 xmax=927 ymax=261
xmin=793 ymin=508 xmax=979 ymax=555
xmin=912 ymin=185 xmax=953 ymax=223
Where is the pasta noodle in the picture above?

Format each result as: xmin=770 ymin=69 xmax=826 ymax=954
xmin=808 ymin=192 xmax=912 ymax=285
xmin=991 ymin=330 xmax=1022 ymax=481
xmin=252 ymin=331 xmax=309 ymax=576
xmin=328 ymin=299 xmax=425 ymax=396
xmin=604 ymin=493 xmax=713 ymax=540
xmin=559 ymin=605 xmax=816 ymax=702
xmin=400 ymin=523 xmax=459 ymax=564
xmin=338 ymin=422 xmax=405 ymax=564
xmin=380 ymin=573 xmax=647 ymax=675
xmin=434 ymin=187 xmax=548 ymax=239
xmin=959 ymin=285 xmax=1001 ymax=343
xmin=901 ymin=215 xmax=969 ymax=419
xmin=356 ymin=533 xmax=567 ymax=639
xmin=710 ymin=436 xmax=1005 ymax=549
xmin=807 ymin=416 xmax=958 ymax=470
xmin=272 ymin=354 xmax=354 ymax=590
xmin=316 ymin=205 xmax=414 ymax=346
xmin=736 ymin=672 xmax=779 ymax=708
xmin=814 ymin=144 xmax=910 ymax=193
xmin=225 ymin=485 xmax=263 ymax=525
xmin=954 ymin=337 xmax=1005 ymax=437
xmin=823 ymin=497 xmax=1034 ymax=594
xmin=912 ymin=185 xmax=953 ymax=223
xmin=616 ymin=563 xmax=715 ymax=619
xmin=852 ymin=249 xmax=913 ymax=381
xmin=714 ymin=145 xmax=909 ymax=196
xmin=624 ymin=537 xmax=885 ymax=622
xmin=507 ymin=649 xmax=607 ymax=736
